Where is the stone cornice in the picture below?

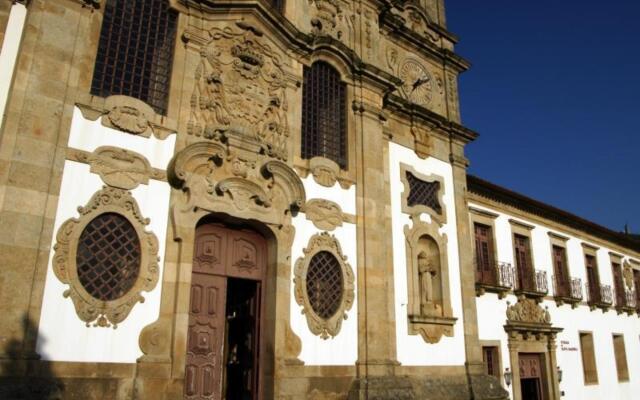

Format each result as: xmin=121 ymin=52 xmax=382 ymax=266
xmin=383 ymin=93 xmax=479 ymax=143
xmin=379 ymin=3 xmax=470 ymax=73
xmin=179 ymin=1 xmax=402 ymax=94
xmin=467 ymin=174 xmax=640 ymax=255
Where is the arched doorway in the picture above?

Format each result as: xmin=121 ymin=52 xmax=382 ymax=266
xmin=184 ymin=221 xmax=268 ymax=400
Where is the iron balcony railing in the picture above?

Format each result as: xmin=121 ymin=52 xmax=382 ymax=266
xmin=515 ymin=268 xmax=548 ymax=295
xmin=625 ymin=289 xmax=637 ymax=309
xmin=600 ymin=284 xmax=613 ymax=306
xmin=475 ymin=260 xmax=515 ymax=290
xmin=571 ymin=278 xmax=584 ymax=300
xmin=552 ymin=275 xmax=582 ymax=301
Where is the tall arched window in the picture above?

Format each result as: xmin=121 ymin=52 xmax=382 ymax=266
xmin=301 ymin=61 xmax=347 ymax=169
xmin=90 ymin=0 xmax=178 ymax=115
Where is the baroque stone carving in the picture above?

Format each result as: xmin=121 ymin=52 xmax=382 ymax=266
xmin=53 ymin=186 xmax=160 ymax=328
xmin=399 ymin=4 xmax=441 ymax=44
xmin=168 ymin=141 xmax=305 ymax=225
xmin=76 ymin=95 xmax=175 ymax=139
xmin=309 ymin=157 xmax=340 ymax=187
xmin=187 ymin=22 xmax=290 ymax=160
xmin=506 ymin=296 xmax=551 ymax=325
xmin=89 ymin=146 xmax=154 ymax=190
xmin=309 ymin=0 xmax=341 ymax=36
xmin=294 ymin=232 xmax=355 ymax=339
xmin=305 ymin=199 xmax=344 ymax=231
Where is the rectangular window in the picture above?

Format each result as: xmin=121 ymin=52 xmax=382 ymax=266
xmin=579 ymin=332 xmax=598 ymax=384
xmin=613 ymin=334 xmax=629 ymax=381
xmin=585 ymin=255 xmax=600 ymax=304
xmin=474 ymin=223 xmax=495 ymax=284
xmin=482 ymin=346 xmax=500 ymax=379
xmin=552 ymin=245 xmax=569 ymax=296
xmin=514 ymin=234 xmax=533 ymax=290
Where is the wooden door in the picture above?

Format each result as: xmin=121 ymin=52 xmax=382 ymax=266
xmin=585 ymin=255 xmax=600 ymax=303
xmin=185 ymin=224 xmax=267 ymax=400
xmin=514 ymin=235 xmax=533 ymax=290
xmin=185 ymin=274 xmax=227 ymax=399
xmin=612 ymin=263 xmax=625 ymax=306
xmin=519 ymin=354 xmax=544 ymax=400
xmin=474 ymin=224 xmax=495 ymax=284
xmin=552 ymin=246 xmax=568 ymax=296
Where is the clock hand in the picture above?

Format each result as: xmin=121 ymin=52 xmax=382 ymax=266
xmin=411 ymin=76 xmax=430 ymax=92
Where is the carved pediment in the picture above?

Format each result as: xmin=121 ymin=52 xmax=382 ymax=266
xmin=506 ymin=296 xmax=551 ymax=325
xmin=168 ymin=141 xmax=306 ymax=219
xmin=187 ymin=22 xmax=291 ymax=160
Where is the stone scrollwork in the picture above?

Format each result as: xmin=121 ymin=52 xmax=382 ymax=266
xmin=305 ymin=199 xmax=344 ymax=231
xmin=76 ymin=95 xmax=175 ymax=139
xmin=506 ymin=296 xmax=551 ymax=325
xmin=89 ymin=146 xmax=155 ymax=190
xmin=168 ymin=140 xmax=306 ymax=226
xmin=187 ymin=22 xmax=291 ymax=161
xmin=53 ymin=186 xmax=160 ymax=328
xmin=294 ymin=232 xmax=355 ymax=339
xmin=309 ymin=157 xmax=340 ymax=188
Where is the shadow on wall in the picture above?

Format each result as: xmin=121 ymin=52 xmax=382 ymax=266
xmin=0 ymin=314 xmax=64 ymax=400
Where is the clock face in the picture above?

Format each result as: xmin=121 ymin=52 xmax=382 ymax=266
xmin=399 ymin=60 xmax=433 ymax=106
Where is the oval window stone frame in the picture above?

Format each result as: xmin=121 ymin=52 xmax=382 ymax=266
xmin=53 ymin=186 xmax=159 ymax=328
xmin=294 ymin=232 xmax=354 ymax=339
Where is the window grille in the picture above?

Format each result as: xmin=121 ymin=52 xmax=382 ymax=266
xmin=306 ymin=251 xmax=343 ymax=319
xmin=76 ymin=213 xmax=141 ymax=301
xmin=301 ymin=62 xmax=347 ymax=168
xmin=266 ymin=0 xmax=285 ymax=11
xmin=406 ymin=171 xmax=441 ymax=212
xmin=91 ymin=0 xmax=177 ymax=115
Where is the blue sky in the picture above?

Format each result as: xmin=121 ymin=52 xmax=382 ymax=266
xmin=445 ymin=1 xmax=640 ymax=233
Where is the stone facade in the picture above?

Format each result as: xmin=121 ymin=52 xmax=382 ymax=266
xmin=0 ymin=1 xmax=636 ymax=400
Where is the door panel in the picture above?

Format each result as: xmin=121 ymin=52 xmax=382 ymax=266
xmin=186 ymin=274 xmax=227 ymax=400
xmin=226 ymin=230 xmax=266 ymax=281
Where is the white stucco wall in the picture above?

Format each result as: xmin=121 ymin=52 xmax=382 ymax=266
xmin=289 ymin=175 xmax=358 ymax=365
xmin=0 ymin=2 xmax=27 ymax=127
xmin=36 ymin=108 xmax=175 ymax=362
xmin=389 ymin=141 xmax=466 ymax=366
xmin=472 ymin=201 xmax=640 ymax=400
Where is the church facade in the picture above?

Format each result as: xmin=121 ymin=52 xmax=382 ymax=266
xmin=0 ymin=1 xmax=637 ymax=399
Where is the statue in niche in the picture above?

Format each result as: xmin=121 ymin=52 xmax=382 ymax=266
xmin=417 ymin=237 xmax=442 ymax=316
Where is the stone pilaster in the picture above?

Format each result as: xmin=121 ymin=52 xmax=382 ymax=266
xmin=0 ymin=0 xmax=98 ymax=358
xmin=353 ymin=92 xmax=398 ymax=373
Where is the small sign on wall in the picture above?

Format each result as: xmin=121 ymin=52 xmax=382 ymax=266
xmin=560 ymin=340 xmax=578 ymax=351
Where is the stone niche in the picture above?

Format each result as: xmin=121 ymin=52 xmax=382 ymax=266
xmin=404 ymin=218 xmax=456 ymax=343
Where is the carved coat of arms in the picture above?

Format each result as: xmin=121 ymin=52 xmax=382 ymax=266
xmin=188 ymin=22 xmax=289 ymax=160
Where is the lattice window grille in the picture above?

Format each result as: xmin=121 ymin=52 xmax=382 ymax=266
xmin=306 ymin=251 xmax=344 ymax=319
xmin=77 ymin=213 xmax=141 ymax=301
xmin=301 ymin=62 xmax=348 ymax=168
xmin=406 ymin=171 xmax=442 ymax=213
xmin=90 ymin=0 xmax=178 ymax=115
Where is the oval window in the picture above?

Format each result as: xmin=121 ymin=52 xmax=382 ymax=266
xmin=306 ymin=251 xmax=343 ymax=319
xmin=76 ymin=213 xmax=141 ymax=301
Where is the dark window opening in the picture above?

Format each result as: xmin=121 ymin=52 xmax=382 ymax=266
xmin=91 ymin=0 xmax=178 ymax=115
xmin=301 ymin=62 xmax=347 ymax=168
